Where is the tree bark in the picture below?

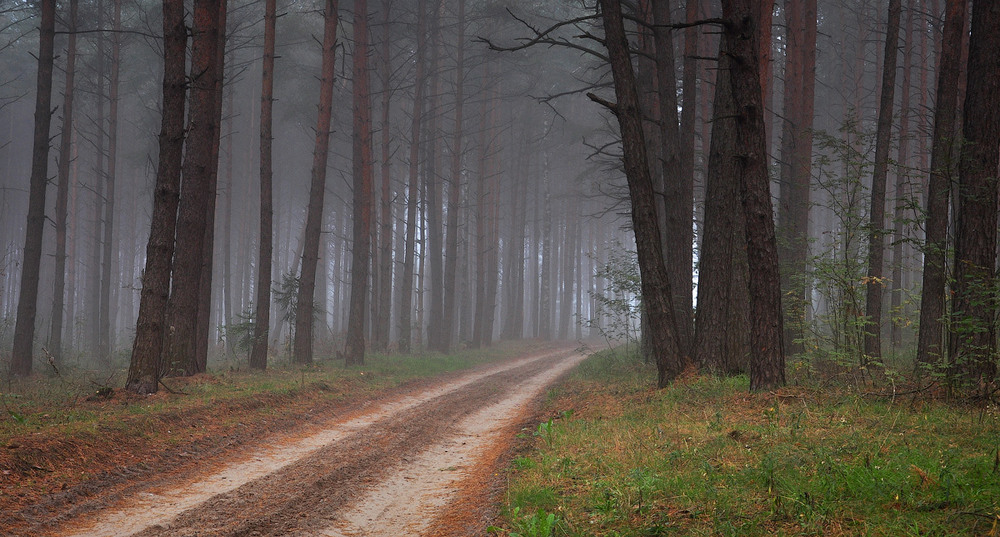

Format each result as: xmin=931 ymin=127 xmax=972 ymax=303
xmin=162 ymin=0 xmax=223 ymax=376
xmin=398 ymin=0 xmax=427 ymax=353
xmin=720 ymin=0 xmax=785 ymax=390
xmin=595 ymin=0 xmax=687 ymax=387
xmin=373 ymin=0 xmax=394 ymax=352
xmin=127 ymin=0 xmax=187 ymax=393
xmin=346 ymin=0 xmax=374 ymax=366
xmin=49 ymin=0 xmax=78 ymax=361
xmin=441 ymin=0 xmax=466 ymax=353
xmin=916 ymin=0 xmax=966 ymax=371
xmin=949 ymin=0 xmax=1000 ymax=389
xmin=294 ymin=0 xmax=340 ymax=364
xmin=863 ymin=0 xmax=902 ymax=363
xmin=251 ymin=0 xmax=276 ymax=370
xmin=11 ymin=0 xmax=56 ymax=377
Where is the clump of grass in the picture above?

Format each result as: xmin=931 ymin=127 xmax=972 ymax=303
xmin=502 ymin=349 xmax=1000 ymax=536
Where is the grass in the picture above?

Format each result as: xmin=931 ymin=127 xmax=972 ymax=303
xmin=496 ymin=349 xmax=1000 ymax=536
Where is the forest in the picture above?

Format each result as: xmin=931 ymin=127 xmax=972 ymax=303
xmin=1 ymin=0 xmax=1000 ymax=396
xmin=3 ymin=0 xmax=1000 ymax=534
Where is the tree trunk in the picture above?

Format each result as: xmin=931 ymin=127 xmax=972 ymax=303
xmin=776 ymin=0 xmax=816 ymax=355
xmin=890 ymin=5 xmax=914 ymax=350
xmin=720 ymin=0 xmax=785 ymax=390
xmin=424 ymin=0 xmax=445 ymax=351
xmin=594 ymin=0 xmax=687 ymax=387
xmin=441 ymin=0 xmax=466 ymax=353
xmin=695 ymin=35 xmax=750 ymax=376
xmin=373 ymin=0 xmax=393 ymax=352
xmin=11 ymin=0 xmax=56 ymax=377
xmin=162 ymin=0 xmax=224 ymax=376
xmin=251 ymin=0 xmax=276 ymax=370
xmin=949 ymin=0 xmax=1000 ymax=389
xmin=126 ymin=0 xmax=187 ymax=393
xmin=49 ymin=0 xmax=78 ymax=361
xmin=916 ymin=0 xmax=965 ymax=371
xmin=652 ymin=0 xmax=692 ymax=356
xmin=398 ymin=0 xmax=427 ymax=353
xmin=863 ymin=0 xmax=902 ymax=363
xmin=345 ymin=0 xmax=373 ymax=366
xmin=294 ymin=0 xmax=340 ymax=364
xmin=99 ymin=0 xmax=122 ymax=361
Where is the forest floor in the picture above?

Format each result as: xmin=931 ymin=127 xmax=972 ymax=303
xmin=0 ymin=341 xmax=587 ymax=536
xmin=495 ymin=350 xmax=1000 ymax=536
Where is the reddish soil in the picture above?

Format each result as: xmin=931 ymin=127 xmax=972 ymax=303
xmin=1 ymin=346 xmax=584 ymax=537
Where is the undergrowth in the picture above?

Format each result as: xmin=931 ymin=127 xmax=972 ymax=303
xmin=495 ymin=349 xmax=1000 ymax=536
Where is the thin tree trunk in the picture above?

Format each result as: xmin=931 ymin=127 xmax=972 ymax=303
xmin=890 ymin=5 xmax=914 ymax=350
xmin=346 ymin=0 xmax=374 ymax=366
xmin=294 ymin=0 xmax=340 ymax=364
xmin=863 ymin=0 xmax=902 ymax=363
xmin=49 ymin=0 xmax=78 ymax=361
xmin=441 ymin=0 xmax=466 ymax=353
xmin=99 ymin=0 xmax=122 ymax=360
xmin=398 ymin=0 xmax=427 ymax=353
xmin=126 ymin=0 xmax=187 ymax=393
xmin=373 ymin=0 xmax=393 ymax=352
xmin=916 ymin=0 xmax=965 ymax=371
xmin=251 ymin=0 xmax=276 ymax=370
xmin=11 ymin=0 xmax=56 ymax=377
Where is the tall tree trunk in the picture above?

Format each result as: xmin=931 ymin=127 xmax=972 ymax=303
xmin=695 ymin=35 xmax=750 ymax=376
xmin=537 ymin=153 xmax=553 ymax=341
xmin=11 ymin=0 xmax=56 ymax=377
xmin=162 ymin=0 xmax=223 ymax=375
xmin=441 ymin=0 xmax=466 ymax=353
xmin=424 ymin=0 xmax=445 ymax=351
xmin=294 ymin=0 xmax=340 ymax=364
xmin=194 ymin=0 xmax=228 ymax=373
xmin=776 ymin=0 xmax=816 ymax=355
xmin=719 ymin=0 xmax=785 ymax=390
xmin=652 ymin=0 xmax=692 ymax=355
xmin=890 ymin=5 xmax=914 ymax=350
xmin=373 ymin=0 xmax=393 ymax=352
xmin=346 ymin=0 xmax=374 ymax=366
xmin=398 ymin=0 xmax=427 ymax=353
xmin=251 ymin=0 xmax=277 ymax=370
xmin=90 ymin=0 xmax=106 ymax=358
xmin=99 ymin=0 xmax=122 ymax=361
xmin=949 ymin=0 xmax=1000 ymax=389
xmin=916 ymin=0 xmax=966 ymax=371
xmin=863 ymin=0 xmax=902 ymax=363
xmin=126 ymin=0 xmax=187 ymax=393
xmin=594 ymin=0 xmax=687 ymax=387
xmin=49 ymin=0 xmax=78 ymax=361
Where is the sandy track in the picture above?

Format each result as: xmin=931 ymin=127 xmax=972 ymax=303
xmin=43 ymin=347 xmax=583 ymax=537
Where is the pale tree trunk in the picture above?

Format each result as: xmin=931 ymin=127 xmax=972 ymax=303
xmin=127 ymin=0 xmax=187 ymax=393
xmin=949 ymin=0 xmax=1000 ymax=389
xmin=594 ymin=0 xmax=687 ymax=387
xmin=863 ymin=0 xmax=902 ymax=363
xmin=100 ymin=0 xmax=122 ymax=360
xmin=890 ymin=5 xmax=914 ymax=350
xmin=50 ymin=0 xmax=78 ymax=361
xmin=346 ymin=0 xmax=373 ymax=366
xmin=398 ymin=0 xmax=427 ymax=353
xmin=162 ymin=0 xmax=223 ymax=375
xmin=441 ymin=0 xmax=465 ymax=353
xmin=11 ymin=0 xmax=56 ymax=377
xmin=916 ymin=0 xmax=965 ymax=371
xmin=251 ymin=0 xmax=277 ymax=370
xmin=294 ymin=0 xmax=340 ymax=364
xmin=373 ymin=0 xmax=393 ymax=352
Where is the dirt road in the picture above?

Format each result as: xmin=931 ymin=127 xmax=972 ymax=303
xmin=35 ymin=347 xmax=584 ymax=537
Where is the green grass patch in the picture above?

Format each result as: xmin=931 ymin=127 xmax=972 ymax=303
xmin=497 ymin=349 xmax=1000 ymax=536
